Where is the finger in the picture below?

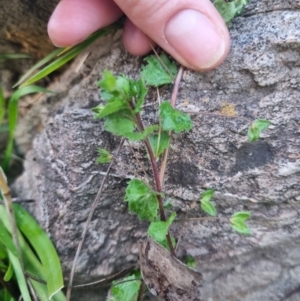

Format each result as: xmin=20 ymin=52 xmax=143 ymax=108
xmin=48 ymin=0 xmax=122 ymax=47
xmin=113 ymin=0 xmax=230 ymax=70
xmin=122 ymin=19 xmax=155 ymax=56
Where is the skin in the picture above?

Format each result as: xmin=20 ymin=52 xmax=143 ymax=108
xmin=48 ymin=0 xmax=230 ymax=71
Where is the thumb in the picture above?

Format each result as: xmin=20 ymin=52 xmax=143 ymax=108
xmin=116 ymin=0 xmax=230 ymax=70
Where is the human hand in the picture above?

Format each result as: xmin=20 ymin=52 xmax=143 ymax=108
xmin=48 ymin=0 xmax=230 ymax=71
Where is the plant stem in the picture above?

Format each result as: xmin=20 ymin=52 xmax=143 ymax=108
xmin=171 ymin=66 xmax=184 ymax=107
xmin=134 ymin=113 xmax=176 ymax=256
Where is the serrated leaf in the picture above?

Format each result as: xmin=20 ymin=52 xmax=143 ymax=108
xmin=98 ymin=70 xmax=117 ymax=92
xmin=201 ymin=200 xmax=217 ymax=217
xmin=213 ymin=0 xmax=250 ymax=26
xmin=96 ymin=99 xmax=127 ymax=118
xmin=96 ymin=148 xmax=112 ymax=164
xmin=141 ymin=54 xmax=177 ymax=87
xmin=116 ymin=76 xmax=131 ymax=98
xmin=230 ymin=211 xmax=251 ymax=223
xmin=104 ymin=111 xmax=135 ymax=136
xmin=200 ymin=189 xmax=215 ymax=203
xmin=159 ymin=101 xmax=192 ymax=133
xmin=184 ymin=255 xmax=197 ymax=268
xmin=230 ymin=220 xmax=251 ymax=235
xmin=148 ymin=212 xmax=176 ymax=242
xmin=148 ymin=131 xmax=170 ymax=158
xmin=124 ymin=179 xmax=159 ymax=221
xmin=98 ymin=72 xmax=144 ymax=105
xmin=110 ymin=275 xmax=141 ymax=301
xmin=248 ymin=119 xmax=271 ymax=142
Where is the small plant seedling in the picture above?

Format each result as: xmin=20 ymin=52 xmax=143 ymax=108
xmin=200 ymin=189 xmax=217 ymax=217
xmin=248 ymin=119 xmax=271 ymax=142
xmin=91 ymin=48 xmax=264 ymax=299
xmin=230 ymin=211 xmax=251 ymax=235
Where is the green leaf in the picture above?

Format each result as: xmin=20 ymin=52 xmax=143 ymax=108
xmin=96 ymin=148 xmax=112 ymax=164
xmin=141 ymin=54 xmax=177 ymax=87
xmin=98 ymin=73 xmax=148 ymax=113
xmin=159 ymin=235 xmax=176 ymax=251
xmin=124 ymin=179 xmax=159 ymax=221
xmin=2 ymin=85 xmax=53 ymax=171
xmin=0 ymin=53 xmax=30 ymax=61
xmin=200 ymin=189 xmax=217 ymax=216
xmin=125 ymin=125 xmax=158 ymax=141
xmin=3 ymin=260 xmax=14 ymax=281
xmin=148 ymin=212 xmax=176 ymax=243
xmin=201 ymin=200 xmax=217 ymax=217
xmin=248 ymin=119 xmax=271 ymax=142
xmin=8 ymin=251 xmax=32 ymax=301
xmin=0 ymin=243 xmax=8 ymax=259
xmin=159 ymin=101 xmax=192 ymax=133
xmin=230 ymin=221 xmax=251 ymax=235
xmin=0 ymin=218 xmax=18 ymax=257
xmin=96 ymin=99 xmax=127 ymax=118
xmin=98 ymin=72 xmax=130 ymax=101
xmin=184 ymin=255 xmax=197 ymax=268
xmin=116 ymin=76 xmax=131 ymax=98
xmin=230 ymin=211 xmax=251 ymax=235
xmin=98 ymin=70 xmax=117 ymax=93
xmin=13 ymin=204 xmax=64 ymax=300
xmin=110 ymin=275 xmax=141 ymax=301
xmin=213 ymin=0 xmax=250 ymax=26
xmin=200 ymin=189 xmax=215 ymax=203
xmin=132 ymin=79 xmax=148 ymax=113
xmin=148 ymin=131 xmax=170 ymax=158
xmin=104 ymin=111 xmax=135 ymax=137
xmin=14 ymin=48 xmax=63 ymax=87
xmin=230 ymin=211 xmax=251 ymax=222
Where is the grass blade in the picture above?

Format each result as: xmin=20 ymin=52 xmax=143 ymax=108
xmin=0 ymin=86 xmax=5 ymax=126
xmin=0 ymin=54 xmax=30 ymax=61
xmin=8 ymin=251 xmax=31 ymax=301
xmin=0 ymin=204 xmax=66 ymax=301
xmin=14 ymin=203 xmax=64 ymax=300
xmin=19 ymin=27 xmax=114 ymax=88
xmin=0 ymin=217 xmax=18 ymax=256
xmin=3 ymin=260 xmax=14 ymax=282
xmin=14 ymin=48 xmax=64 ymax=88
xmin=1 ymin=86 xmax=53 ymax=171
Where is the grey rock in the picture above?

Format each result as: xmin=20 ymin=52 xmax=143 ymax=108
xmin=13 ymin=1 xmax=300 ymax=300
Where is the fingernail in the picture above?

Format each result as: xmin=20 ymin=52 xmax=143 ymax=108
xmin=165 ymin=9 xmax=226 ymax=70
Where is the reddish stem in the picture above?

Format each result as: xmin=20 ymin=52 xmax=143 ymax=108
xmin=135 ymin=112 xmax=176 ymax=256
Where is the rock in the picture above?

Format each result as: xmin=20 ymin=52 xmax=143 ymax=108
xmin=12 ymin=0 xmax=300 ymax=300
